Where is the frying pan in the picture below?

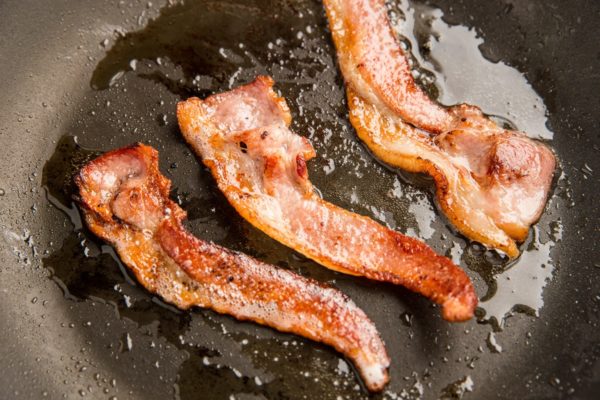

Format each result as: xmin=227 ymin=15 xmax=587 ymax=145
xmin=1 ymin=0 xmax=598 ymax=398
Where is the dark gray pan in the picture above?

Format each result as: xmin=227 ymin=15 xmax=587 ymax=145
xmin=0 ymin=0 xmax=598 ymax=399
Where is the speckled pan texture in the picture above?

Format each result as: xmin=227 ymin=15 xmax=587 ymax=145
xmin=0 ymin=0 xmax=598 ymax=399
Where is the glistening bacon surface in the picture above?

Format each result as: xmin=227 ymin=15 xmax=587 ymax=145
xmin=177 ymin=76 xmax=477 ymax=322
xmin=75 ymin=144 xmax=390 ymax=392
xmin=323 ymin=0 xmax=556 ymax=257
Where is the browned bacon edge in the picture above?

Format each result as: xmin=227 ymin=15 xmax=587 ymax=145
xmin=177 ymin=76 xmax=478 ymax=322
xmin=75 ymin=144 xmax=390 ymax=392
xmin=323 ymin=0 xmax=557 ymax=257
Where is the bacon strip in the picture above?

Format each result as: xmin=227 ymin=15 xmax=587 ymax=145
xmin=75 ymin=144 xmax=390 ymax=392
xmin=177 ymin=76 xmax=477 ymax=322
xmin=323 ymin=0 xmax=556 ymax=257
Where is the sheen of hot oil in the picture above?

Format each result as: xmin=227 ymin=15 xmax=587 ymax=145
xmin=41 ymin=0 xmax=566 ymax=398
xmin=388 ymin=0 xmax=563 ymax=327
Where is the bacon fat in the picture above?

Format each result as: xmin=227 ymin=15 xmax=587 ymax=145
xmin=323 ymin=0 xmax=556 ymax=257
xmin=75 ymin=144 xmax=390 ymax=391
xmin=177 ymin=76 xmax=477 ymax=322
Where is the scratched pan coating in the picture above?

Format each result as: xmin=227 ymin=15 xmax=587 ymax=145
xmin=0 ymin=0 xmax=599 ymax=399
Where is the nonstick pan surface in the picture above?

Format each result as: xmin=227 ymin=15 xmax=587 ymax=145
xmin=1 ymin=0 xmax=599 ymax=399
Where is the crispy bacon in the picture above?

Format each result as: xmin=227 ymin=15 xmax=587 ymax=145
xmin=75 ymin=144 xmax=390 ymax=392
xmin=323 ymin=0 xmax=556 ymax=257
xmin=177 ymin=76 xmax=477 ymax=322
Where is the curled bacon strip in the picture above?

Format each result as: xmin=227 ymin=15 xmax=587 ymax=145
xmin=75 ymin=144 xmax=390 ymax=392
xmin=323 ymin=0 xmax=556 ymax=257
xmin=177 ymin=76 xmax=477 ymax=322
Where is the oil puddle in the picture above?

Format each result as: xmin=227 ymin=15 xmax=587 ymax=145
xmin=388 ymin=0 xmax=553 ymax=140
xmin=479 ymin=224 xmax=562 ymax=328
xmin=41 ymin=0 xmax=568 ymax=397
xmin=387 ymin=0 xmax=563 ymax=327
xmin=87 ymin=0 xmax=563 ymax=332
xmin=90 ymin=0 xmax=337 ymax=100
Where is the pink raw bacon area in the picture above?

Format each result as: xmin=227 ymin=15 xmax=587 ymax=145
xmin=76 ymin=144 xmax=390 ymax=392
xmin=323 ymin=0 xmax=556 ymax=257
xmin=177 ymin=76 xmax=477 ymax=322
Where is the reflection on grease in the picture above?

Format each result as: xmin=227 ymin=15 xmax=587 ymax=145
xmin=42 ymin=136 xmax=365 ymax=399
xmin=40 ymin=0 xmax=568 ymax=397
